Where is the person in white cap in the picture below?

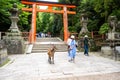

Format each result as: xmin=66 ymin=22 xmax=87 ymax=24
xmin=68 ymin=35 xmax=77 ymax=63
xmin=67 ymin=35 xmax=72 ymax=56
xmin=84 ymin=35 xmax=89 ymax=56
xmin=84 ymin=35 xmax=88 ymax=38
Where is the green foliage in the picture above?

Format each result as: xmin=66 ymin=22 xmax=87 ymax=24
xmin=110 ymin=9 xmax=120 ymax=21
xmin=0 ymin=0 xmax=120 ymax=37
xmin=36 ymin=12 xmax=63 ymax=36
xmin=17 ymin=2 xmax=31 ymax=31
xmin=89 ymin=38 xmax=99 ymax=51
xmin=36 ymin=12 xmax=50 ymax=33
xmin=68 ymin=26 xmax=76 ymax=32
xmin=88 ymin=20 xmax=99 ymax=31
xmin=99 ymin=23 xmax=109 ymax=34
xmin=18 ymin=11 xmax=30 ymax=31
xmin=0 ymin=0 xmax=30 ymax=32
xmin=94 ymin=0 xmax=118 ymax=22
xmin=0 ymin=0 xmax=13 ymax=31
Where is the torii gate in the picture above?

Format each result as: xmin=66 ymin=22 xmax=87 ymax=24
xmin=21 ymin=0 xmax=76 ymax=43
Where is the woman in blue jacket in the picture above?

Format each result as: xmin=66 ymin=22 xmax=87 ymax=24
xmin=68 ymin=35 xmax=77 ymax=63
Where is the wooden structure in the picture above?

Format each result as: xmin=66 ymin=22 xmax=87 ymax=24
xmin=21 ymin=0 xmax=76 ymax=43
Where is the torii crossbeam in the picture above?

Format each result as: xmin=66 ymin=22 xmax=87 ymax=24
xmin=21 ymin=0 xmax=76 ymax=43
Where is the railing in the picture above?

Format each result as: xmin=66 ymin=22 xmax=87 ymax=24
xmin=91 ymin=31 xmax=105 ymax=40
xmin=0 ymin=31 xmax=105 ymax=44
xmin=70 ymin=31 xmax=105 ymax=47
xmin=0 ymin=32 xmax=30 ymax=42
xmin=22 ymin=32 xmax=30 ymax=41
xmin=70 ymin=31 xmax=105 ymax=40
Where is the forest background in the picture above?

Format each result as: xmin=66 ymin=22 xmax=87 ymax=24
xmin=0 ymin=0 xmax=120 ymax=36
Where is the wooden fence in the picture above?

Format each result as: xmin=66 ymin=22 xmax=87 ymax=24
xmin=0 ymin=32 xmax=29 ymax=41
xmin=70 ymin=31 xmax=105 ymax=40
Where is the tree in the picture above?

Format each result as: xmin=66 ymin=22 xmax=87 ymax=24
xmin=0 ymin=0 xmax=30 ymax=32
xmin=0 ymin=0 xmax=13 ymax=31
xmin=1 ymin=0 xmax=120 ymax=35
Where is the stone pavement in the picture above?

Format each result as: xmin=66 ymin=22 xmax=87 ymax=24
xmin=0 ymin=52 xmax=120 ymax=80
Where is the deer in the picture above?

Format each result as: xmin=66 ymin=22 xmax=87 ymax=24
xmin=47 ymin=44 xmax=57 ymax=64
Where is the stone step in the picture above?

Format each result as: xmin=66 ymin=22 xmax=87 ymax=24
xmin=33 ymin=44 xmax=67 ymax=48
xmin=31 ymin=38 xmax=68 ymax=53
xmin=32 ymin=47 xmax=67 ymax=50
xmin=31 ymin=49 xmax=67 ymax=53
xmin=32 ymin=45 xmax=68 ymax=53
xmin=36 ymin=37 xmax=62 ymax=42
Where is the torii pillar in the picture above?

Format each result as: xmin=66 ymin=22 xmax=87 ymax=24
xmin=63 ymin=6 xmax=68 ymax=42
xmin=31 ymin=4 xmax=37 ymax=43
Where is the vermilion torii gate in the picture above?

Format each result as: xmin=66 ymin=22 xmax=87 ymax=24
xmin=21 ymin=0 xmax=76 ymax=43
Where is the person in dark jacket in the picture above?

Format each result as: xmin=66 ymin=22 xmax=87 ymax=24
xmin=84 ymin=35 xmax=89 ymax=56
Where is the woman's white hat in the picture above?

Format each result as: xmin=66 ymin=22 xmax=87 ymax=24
xmin=71 ymin=35 xmax=75 ymax=39
xmin=84 ymin=35 xmax=88 ymax=37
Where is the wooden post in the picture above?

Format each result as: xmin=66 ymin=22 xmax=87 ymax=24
xmin=91 ymin=31 xmax=94 ymax=38
xmin=63 ymin=6 xmax=68 ymax=42
xmin=102 ymin=34 xmax=104 ymax=39
xmin=31 ymin=4 xmax=37 ymax=43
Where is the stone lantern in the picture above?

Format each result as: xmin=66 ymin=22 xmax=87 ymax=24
xmin=101 ymin=16 xmax=120 ymax=60
xmin=107 ymin=16 xmax=118 ymax=40
xmin=9 ymin=3 xmax=20 ymax=33
xmin=3 ymin=3 xmax=25 ymax=54
xmin=79 ymin=13 xmax=89 ymax=34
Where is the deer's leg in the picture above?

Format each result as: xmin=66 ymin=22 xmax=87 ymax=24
xmin=48 ymin=55 xmax=51 ymax=64
xmin=52 ymin=54 xmax=54 ymax=64
xmin=50 ymin=56 xmax=52 ymax=64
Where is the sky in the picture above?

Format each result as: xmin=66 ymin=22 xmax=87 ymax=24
xmin=39 ymin=0 xmax=58 ymax=9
